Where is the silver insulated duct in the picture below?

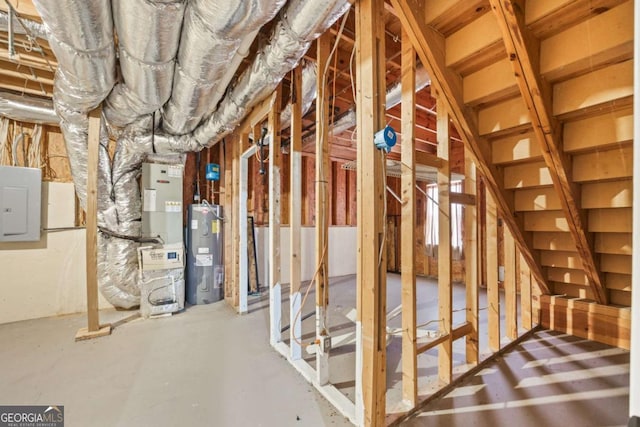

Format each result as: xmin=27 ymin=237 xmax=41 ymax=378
xmin=33 ymin=0 xmax=116 ymax=209
xmin=0 ymin=10 xmax=50 ymax=40
xmin=162 ymin=0 xmax=287 ymax=135
xmin=103 ymin=0 xmax=186 ymax=128
xmin=190 ymin=0 xmax=352 ymax=148
xmin=0 ymin=92 xmax=59 ymax=125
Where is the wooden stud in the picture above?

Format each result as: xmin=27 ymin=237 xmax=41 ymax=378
xmin=238 ymin=133 xmax=251 ymax=314
xmin=486 ymin=191 xmax=500 ymax=352
xmin=315 ymin=31 xmax=331 ymax=385
xmin=231 ymin=135 xmax=241 ymax=310
xmin=268 ymin=85 xmax=283 ymax=346
xmin=290 ymin=66 xmax=303 ymax=361
xmin=436 ymin=97 xmax=452 ymax=385
xmin=391 ymin=0 xmax=550 ymax=296
xmin=400 ymin=27 xmax=417 ymax=408
xmin=450 ymin=192 xmax=476 ymax=206
xmin=355 ymin=0 xmax=387 ymax=424
xmin=464 ymin=149 xmax=478 ymax=364
xmin=504 ymin=226 xmax=517 ymax=340
xmin=223 ymin=140 xmax=233 ymax=305
xmin=76 ymin=107 xmax=111 ymax=341
xmin=519 ymin=251 xmax=532 ymax=330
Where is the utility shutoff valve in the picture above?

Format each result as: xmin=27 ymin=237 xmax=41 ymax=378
xmin=374 ymin=125 xmax=397 ymax=153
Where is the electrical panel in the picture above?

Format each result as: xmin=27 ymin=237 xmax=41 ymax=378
xmin=0 ymin=166 xmax=41 ymax=242
xmin=141 ymin=162 xmax=184 ymax=245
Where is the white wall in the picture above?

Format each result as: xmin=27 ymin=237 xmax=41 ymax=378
xmin=254 ymin=226 xmax=357 ymax=287
xmin=0 ymin=182 xmax=112 ymax=325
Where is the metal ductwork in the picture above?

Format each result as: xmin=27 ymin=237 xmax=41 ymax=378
xmin=0 ymin=92 xmax=59 ymax=125
xmin=0 ymin=10 xmax=49 ymax=40
xmin=103 ymin=0 xmax=186 ymax=128
xmin=303 ymin=64 xmax=431 ymax=145
xmin=162 ymin=0 xmax=287 ymax=135
xmin=189 ymin=0 xmax=352 ymax=149
xmin=33 ymin=0 xmax=116 ymax=209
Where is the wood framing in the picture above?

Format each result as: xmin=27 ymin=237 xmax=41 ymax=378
xmin=486 ymin=191 xmax=500 ymax=352
xmin=400 ymin=27 xmax=417 ymax=408
xmin=355 ymin=0 xmax=387 ymax=424
xmin=464 ymin=150 xmax=479 ymax=364
xmin=488 ymin=0 xmax=607 ymax=304
xmin=316 ymin=31 xmax=331 ymax=385
xmin=289 ymin=66 xmax=303 ymax=361
xmin=391 ymin=0 xmax=550 ymax=296
xmin=223 ymin=140 xmax=233 ymax=307
xmin=436 ymin=97 xmax=452 ymax=385
xmin=268 ymin=85 xmax=283 ymax=346
xmin=540 ymin=295 xmax=630 ymax=349
xmin=75 ymin=108 xmax=111 ymax=341
xmin=504 ymin=226 xmax=517 ymax=340
xmin=520 ymin=251 xmax=533 ymax=330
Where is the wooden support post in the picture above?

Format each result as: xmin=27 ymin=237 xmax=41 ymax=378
xmin=355 ymin=0 xmax=387 ymax=424
xmin=223 ymin=140 xmax=234 ymax=306
xmin=436 ymin=97 xmax=452 ymax=385
xmin=504 ymin=227 xmax=518 ymax=340
xmin=76 ymin=108 xmax=111 ymax=341
xmin=238 ymin=133 xmax=251 ymax=314
xmin=316 ymin=31 xmax=331 ymax=385
xmin=268 ymin=85 xmax=283 ymax=346
xmin=400 ymin=27 xmax=417 ymax=409
xmin=519 ymin=251 xmax=532 ymax=330
xmin=486 ymin=192 xmax=500 ymax=352
xmin=290 ymin=66 xmax=303 ymax=361
xmin=231 ymin=135 xmax=241 ymax=310
xmin=464 ymin=150 xmax=478 ymax=364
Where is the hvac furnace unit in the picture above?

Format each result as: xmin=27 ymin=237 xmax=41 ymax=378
xmin=141 ymin=162 xmax=184 ymax=245
xmin=186 ymin=203 xmax=224 ymax=304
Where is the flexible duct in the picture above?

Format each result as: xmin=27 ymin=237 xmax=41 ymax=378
xmin=280 ymin=60 xmax=317 ymax=131
xmin=33 ymin=0 xmax=116 ymax=209
xmin=163 ymin=0 xmax=286 ymax=135
xmin=0 ymin=10 xmax=49 ymax=40
xmin=103 ymin=0 xmax=186 ymax=128
xmin=302 ymin=64 xmax=431 ymax=145
xmin=148 ymin=0 xmax=352 ymax=153
xmin=0 ymin=91 xmax=59 ymax=125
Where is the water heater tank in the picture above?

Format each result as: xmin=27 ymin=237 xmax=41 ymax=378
xmin=186 ymin=204 xmax=224 ymax=304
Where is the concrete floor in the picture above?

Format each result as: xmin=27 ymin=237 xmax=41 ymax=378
xmin=0 ymin=273 xmax=630 ymax=426
xmin=0 ymin=298 xmax=351 ymax=427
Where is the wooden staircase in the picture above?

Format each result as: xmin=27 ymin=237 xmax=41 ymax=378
xmin=393 ymin=0 xmax=633 ymax=313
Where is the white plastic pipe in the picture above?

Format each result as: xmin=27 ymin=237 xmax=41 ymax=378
xmin=630 ymin=0 xmax=640 ymax=420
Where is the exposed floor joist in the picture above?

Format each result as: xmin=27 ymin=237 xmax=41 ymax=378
xmin=488 ymin=0 xmax=607 ymax=304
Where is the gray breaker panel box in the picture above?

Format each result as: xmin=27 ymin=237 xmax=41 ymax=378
xmin=186 ymin=204 xmax=224 ymax=304
xmin=0 ymin=166 xmax=41 ymax=242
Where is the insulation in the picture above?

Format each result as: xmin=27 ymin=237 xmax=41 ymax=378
xmin=103 ymin=0 xmax=186 ymax=128
xmin=163 ymin=0 xmax=287 ymax=135
xmin=0 ymin=10 xmax=50 ymax=40
xmin=0 ymin=92 xmax=59 ymax=125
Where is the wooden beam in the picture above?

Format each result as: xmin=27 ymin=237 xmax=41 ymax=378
xmin=268 ymin=85 xmax=283 ymax=346
xmin=504 ymin=226 xmax=518 ymax=340
xmin=75 ymin=107 xmax=111 ymax=341
xmin=223 ymin=140 xmax=233 ymax=306
xmin=289 ymin=66 xmax=303 ymax=361
xmin=488 ymin=0 xmax=607 ymax=305
xmin=231 ymin=135 xmax=241 ymax=310
xmin=436 ymin=97 xmax=452 ymax=385
xmin=486 ymin=191 xmax=500 ymax=352
xmin=391 ymin=0 xmax=550 ymax=296
xmin=355 ymin=0 xmax=387 ymax=424
xmin=400 ymin=27 xmax=417 ymax=409
xmin=450 ymin=192 xmax=476 ymax=206
xmin=315 ymin=31 xmax=331 ymax=385
xmin=464 ymin=150 xmax=479 ymax=364
xmin=0 ymin=0 xmax=41 ymax=20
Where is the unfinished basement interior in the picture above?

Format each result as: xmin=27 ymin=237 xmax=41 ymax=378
xmin=0 ymin=0 xmax=638 ymax=426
